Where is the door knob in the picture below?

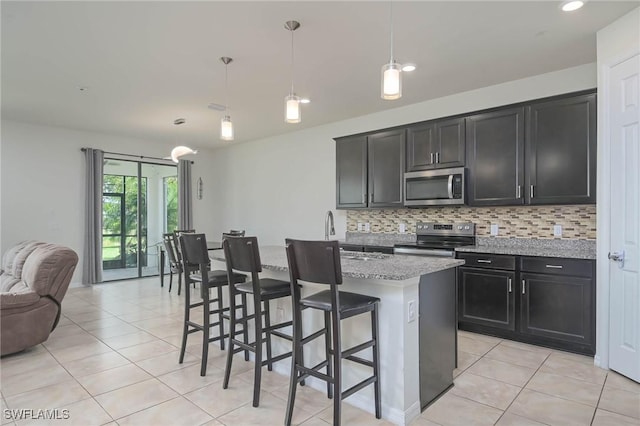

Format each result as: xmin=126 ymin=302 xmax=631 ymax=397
xmin=608 ymin=251 xmax=625 ymax=268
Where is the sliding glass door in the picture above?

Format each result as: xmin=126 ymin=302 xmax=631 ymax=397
xmin=102 ymin=159 xmax=177 ymax=281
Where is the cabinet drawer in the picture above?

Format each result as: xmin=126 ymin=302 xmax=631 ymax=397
xmin=340 ymin=244 xmax=364 ymax=252
xmin=520 ymin=257 xmax=593 ymax=278
xmin=458 ymin=253 xmax=515 ymax=270
xmin=364 ymin=245 xmax=394 ymax=254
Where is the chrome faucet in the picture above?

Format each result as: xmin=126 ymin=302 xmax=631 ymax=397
xmin=325 ymin=210 xmax=335 ymax=240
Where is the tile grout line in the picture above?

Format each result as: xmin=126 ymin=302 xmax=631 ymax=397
xmin=590 ymin=372 xmax=609 ymax=425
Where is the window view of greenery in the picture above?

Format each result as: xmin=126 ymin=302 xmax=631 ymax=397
xmin=164 ymin=176 xmax=178 ymax=232
xmin=102 ymin=174 xmax=147 ymax=270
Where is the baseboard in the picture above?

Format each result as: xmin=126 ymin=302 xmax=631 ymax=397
xmin=270 ymin=362 xmax=418 ymax=426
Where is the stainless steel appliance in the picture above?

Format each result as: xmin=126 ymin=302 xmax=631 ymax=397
xmin=394 ymin=222 xmax=476 ymax=257
xmin=404 ymin=167 xmax=466 ymax=206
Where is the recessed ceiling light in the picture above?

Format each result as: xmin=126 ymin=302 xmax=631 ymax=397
xmin=560 ymin=1 xmax=584 ymax=12
xmin=300 ymin=98 xmax=310 ymax=104
xmin=402 ymin=64 xmax=417 ymax=72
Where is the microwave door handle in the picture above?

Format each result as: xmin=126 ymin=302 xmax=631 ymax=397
xmin=447 ymin=174 xmax=454 ymax=199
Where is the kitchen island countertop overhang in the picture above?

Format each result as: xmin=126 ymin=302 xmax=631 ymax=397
xmin=209 ymin=245 xmax=463 ymax=426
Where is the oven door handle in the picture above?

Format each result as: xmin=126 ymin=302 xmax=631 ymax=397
xmin=447 ymin=174 xmax=454 ymax=199
xmin=393 ymin=247 xmax=455 ymax=257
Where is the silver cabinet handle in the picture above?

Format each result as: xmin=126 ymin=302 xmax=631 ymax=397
xmin=545 ymin=264 xmax=563 ymax=269
xmin=477 ymin=259 xmax=492 ymax=264
xmin=369 ymin=193 xmax=373 ymax=203
xmin=516 ymin=185 xmax=522 ymax=199
xmin=362 ymin=193 xmax=366 ymax=204
xmin=522 ymin=280 xmax=526 ymax=294
xmin=436 ymin=152 xmax=440 ymax=164
xmin=447 ymin=175 xmax=454 ymax=199
xmin=508 ymin=278 xmax=512 ymax=293
xmin=530 ymin=185 xmax=535 ymax=198
xmin=430 ymin=153 xmax=434 ymax=164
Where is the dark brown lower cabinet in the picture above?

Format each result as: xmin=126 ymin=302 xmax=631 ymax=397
xmin=459 ymin=268 xmax=515 ymax=331
xmin=457 ymin=253 xmax=595 ymax=355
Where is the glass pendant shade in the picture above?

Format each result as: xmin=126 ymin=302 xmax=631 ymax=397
xmin=381 ymin=61 xmax=402 ymax=100
xmin=285 ymin=94 xmax=301 ymax=123
xmin=220 ymin=115 xmax=234 ymax=140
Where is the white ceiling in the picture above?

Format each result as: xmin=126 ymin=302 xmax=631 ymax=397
xmin=2 ymin=1 xmax=638 ymax=148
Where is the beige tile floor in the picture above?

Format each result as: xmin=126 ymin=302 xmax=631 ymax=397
xmin=1 ymin=277 xmax=638 ymax=426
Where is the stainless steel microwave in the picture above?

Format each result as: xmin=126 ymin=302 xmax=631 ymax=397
xmin=404 ymin=167 xmax=466 ymax=206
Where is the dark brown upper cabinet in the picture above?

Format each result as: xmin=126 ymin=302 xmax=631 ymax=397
xmin=335 ymin=135 xmax=368 ymax=209
xmin=335 ymin=129 xmax=404 ymax=209
xmin=466 ymin=107 xmax=526 ymax=206
xmin=406 ymin=117 xmax=465 ymax=172
xmin=525 ymin=93 xmax=596 ymax=205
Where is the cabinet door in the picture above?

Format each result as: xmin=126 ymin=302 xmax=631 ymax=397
xmin=406 ymin=122 xmax=436 ymax=172
xmin=520 ymin=273 xmax=593 ymax=347
xmin=458 ymin=267 xmax=516 ymax=331
xmin=436 ymin=117 xmax=465 ymax=168
xmin=335 ymin=135 xmax=367 ymax=209
xmin=466 ymin=107 xmax=525 ymax=206
xmin=526 ymin=93 xmax=596 ymax=204
xmin=368 ymin=130 xmax=404 ymax=207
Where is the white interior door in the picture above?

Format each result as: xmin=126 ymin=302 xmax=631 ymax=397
xmin=609 ymin=53 xmax=640 ymax=383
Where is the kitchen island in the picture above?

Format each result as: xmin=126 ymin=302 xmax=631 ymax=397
xmin=210 ymin=246 xmax=463 ymax=426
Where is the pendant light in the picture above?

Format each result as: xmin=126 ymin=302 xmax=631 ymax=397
xmin=381 ymin=1 xmax=401 ymax=100
xmin=284 ymin=20 xmax=301 ymax=123
xmin=220 ymin=56 xmax=234 ymax=140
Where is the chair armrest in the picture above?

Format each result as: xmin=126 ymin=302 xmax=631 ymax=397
xmin=0 ymin=288 xmax=40 ymax=309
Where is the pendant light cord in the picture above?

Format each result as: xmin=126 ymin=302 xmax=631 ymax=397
xmin=290 ymin=28 xmax=295 ymax=95
xmin=389 ymin=0 xmax=394 ymax=62
xmin=224 ymin=63 xmax=229 ymax=114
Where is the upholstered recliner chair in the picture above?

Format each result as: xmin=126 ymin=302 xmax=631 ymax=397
xmin=0 ymin=241 xmax=78 ymax=356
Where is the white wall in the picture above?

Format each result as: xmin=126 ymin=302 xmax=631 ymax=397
xmin=205 ymin=63 xmax=597 ymax=244
xmin=595 ymin=7 xmax=640 ymax=369
xmin=0 ymin=62 xmax=597 ymax=285
xmin=0 ymin=120 xmax=217 ymax=284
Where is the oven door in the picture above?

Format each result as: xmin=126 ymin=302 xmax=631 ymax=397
xmin=404 ymin=167 xmax=466 ymax=206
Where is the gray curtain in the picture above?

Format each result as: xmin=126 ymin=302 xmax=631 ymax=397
xmin=83 ymin=148 xmax=103 ymax=284
xmin=178 ymin=159 xmax=193 ymax=230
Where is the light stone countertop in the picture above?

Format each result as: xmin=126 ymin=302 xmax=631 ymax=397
xmin=210 ymin=245 xmax=464 ymax=282
xmin=454 ymin=237 xmax=596 ymax=260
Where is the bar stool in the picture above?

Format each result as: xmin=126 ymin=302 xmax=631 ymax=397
xmin=222 ymin=236 xmax=295 ymax=407
xmin=162 ymin=233 xmax=182 ymax=293
xmin=284 ymin=239 xmax=381 ymax=426
xmin=178 ymin=233 xmax=247 ymax=376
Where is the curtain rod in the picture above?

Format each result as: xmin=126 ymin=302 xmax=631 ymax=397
xmin=80 ymin=148 xmax=194 ymax=164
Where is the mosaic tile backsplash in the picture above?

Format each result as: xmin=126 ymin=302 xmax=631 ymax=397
xmin=347 ymin=205 xmax=596 ymax=240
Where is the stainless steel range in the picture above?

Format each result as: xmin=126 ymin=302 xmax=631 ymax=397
xmin=394 ymin=222 xmax=476 ymax=257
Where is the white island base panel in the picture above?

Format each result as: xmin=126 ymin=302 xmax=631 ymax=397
xmin=210 ymin=258 xmax=457 ymax=426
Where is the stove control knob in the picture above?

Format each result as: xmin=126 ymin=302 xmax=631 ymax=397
xmin=458 ymin=225 xmax=463 ymax=230
xmin=465 ymin=225 xmax=470 ymax=230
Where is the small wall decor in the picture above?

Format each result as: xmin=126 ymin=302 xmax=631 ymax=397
xmin=197 ymin=177 xmax=203 ymax=200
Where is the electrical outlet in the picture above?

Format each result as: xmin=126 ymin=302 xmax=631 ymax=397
xmin=357 ymin=222 xmax=364 ymax=232
xmin=407 ymin=300 xmax=416 ymax=323
xmin=399 ymin=223 xmax=406 ymax=233
xmin=490 ymin=224 xmax=499 ymax=236
xmin=364 ymin=223 xmax=371 ymax=232
xmin=554 ymin=224 xmax=563 ymax=237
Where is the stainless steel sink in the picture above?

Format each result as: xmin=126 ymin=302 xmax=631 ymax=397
xmin=340 ymin=251 xmax=390 ymax=261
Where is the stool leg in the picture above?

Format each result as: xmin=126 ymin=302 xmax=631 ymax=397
xmin=223 ymin=288 xmax=237 ymax=389
xmin=331 ymin=310 xmax=341 ymax=426
xmin=284 ymin=304 xmax=301 ymax=426
xmin=179 ymin=281 xmax=190 ymax=364
xmin=201 ymin=286 xmax=210 ymax=377
xmin=242 ymin=293 xmax=250 ymax=361
xmin=324 ymin=311 xmax=333 ymax=399
xmin=177 ymin=271 xmax=183 ymax=296
xmin=264 ymin=299 xmax=273 ymax=371
xmin=372 ymin=304 xmax=381 ymax=419
xmin=217 ymin=284 xmax=226 ymax=351
xmin=252 ymin=293 xmax=263 ymax=407
xmin=168 ymin=270 xmax=173 ymax=293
